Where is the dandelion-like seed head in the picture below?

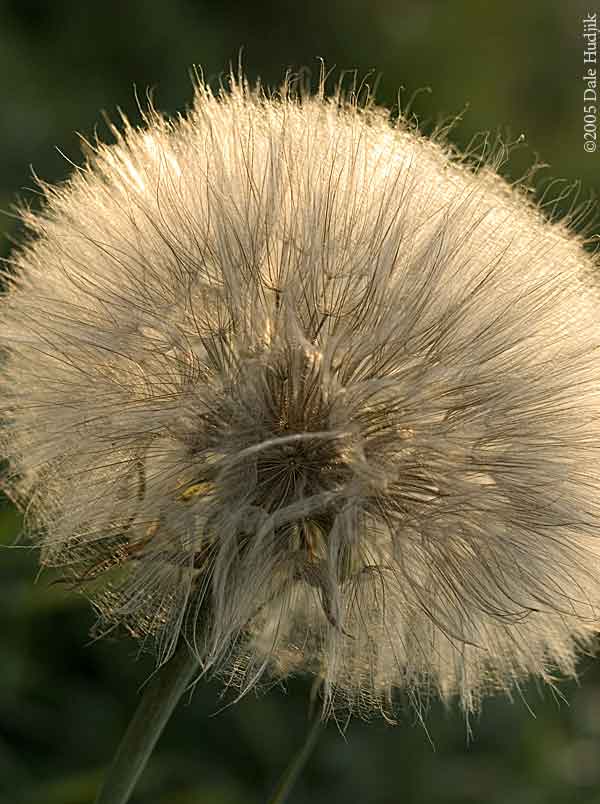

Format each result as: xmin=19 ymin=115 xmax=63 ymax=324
xmin=3 ymin=68 xmax=600 ymax=720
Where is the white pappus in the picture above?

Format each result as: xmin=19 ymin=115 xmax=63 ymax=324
xmin=2 ymin=69 xmax=600 ymax=722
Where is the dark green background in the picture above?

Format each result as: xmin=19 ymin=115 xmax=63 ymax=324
xmin=1 ymin=1 xmax=600 ymax=802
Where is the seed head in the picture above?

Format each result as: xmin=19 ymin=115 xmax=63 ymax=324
xmin=2 ymin=70 xmax=600 ymax=720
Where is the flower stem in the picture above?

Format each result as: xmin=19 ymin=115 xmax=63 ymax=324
xmin=267 ymin=713 xmax=324 ymax=804
xmin=94 ymin=640 xmax=200 ymax=804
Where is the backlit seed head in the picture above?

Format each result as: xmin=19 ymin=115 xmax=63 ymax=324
xmin=2 ymin=68 xmax=600 ymax=720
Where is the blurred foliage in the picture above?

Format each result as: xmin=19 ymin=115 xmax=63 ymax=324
xmin=1 ymin=0 xmax=600 ymax=802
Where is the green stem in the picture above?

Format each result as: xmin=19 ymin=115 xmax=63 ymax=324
xmin=94 ymin=640 xmax=200 ymax=804
xmin=267 ymin=713 xmax=324 ymax=804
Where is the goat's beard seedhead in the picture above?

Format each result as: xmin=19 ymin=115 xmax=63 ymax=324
xmin=2 ymin=69 xmax=600 ymax=720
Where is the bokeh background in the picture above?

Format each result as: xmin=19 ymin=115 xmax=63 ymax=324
xmin=1 ymin=1 xmax=600 ymax=802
